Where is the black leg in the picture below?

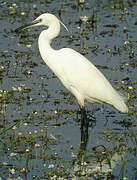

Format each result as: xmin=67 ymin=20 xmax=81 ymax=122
xmin=81 ymin=107 xmax=88 ymax=130
xmin=77 ymin=107 xmax=89 ymax=163
xmin=80 ymin=107 xmax=89 ymax=152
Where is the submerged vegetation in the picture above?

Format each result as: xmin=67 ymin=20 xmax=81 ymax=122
xmin=0 ymin=0 xmax=136 ymax=179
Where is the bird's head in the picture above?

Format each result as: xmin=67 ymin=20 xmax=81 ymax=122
xmin=15 ymin=13 xmax=59 ymax=32
xmin=15 ymin=13 xmax=72 ymax=38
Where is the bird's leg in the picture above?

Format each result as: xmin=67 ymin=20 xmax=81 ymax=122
xmin=80 ymin=107 xmax=88 ymax=131
xmin=80 ymin=107 xmax=89 ymax=144
xmin=77 ymin=107 xmax=89 ymax=164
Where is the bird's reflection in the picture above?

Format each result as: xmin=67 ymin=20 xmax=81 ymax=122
xmin=73 ymin=112 xmax=125 ymax=179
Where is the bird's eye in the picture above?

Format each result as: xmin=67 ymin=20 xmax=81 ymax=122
xmin=39 ymin=18 xmax=42 ymax=22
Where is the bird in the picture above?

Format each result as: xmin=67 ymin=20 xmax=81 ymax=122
xmin=15 ymin=13 xmax=128 ymax=121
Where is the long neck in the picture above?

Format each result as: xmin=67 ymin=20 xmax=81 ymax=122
xmin=38 ymin=20 xmax=60 ymax=49
xmin=38 ymin=21 xmax=60 ymax=65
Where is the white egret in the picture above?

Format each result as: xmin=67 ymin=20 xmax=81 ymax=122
xmin=15 ymin=13 xmax=128 ymax=121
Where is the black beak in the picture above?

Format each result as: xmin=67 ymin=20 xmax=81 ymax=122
xmin=15 ymin=19 xmax=42 ymax=33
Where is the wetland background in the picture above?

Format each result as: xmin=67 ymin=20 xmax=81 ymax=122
xmin=0 ymin=0 xmax=136 ymax=179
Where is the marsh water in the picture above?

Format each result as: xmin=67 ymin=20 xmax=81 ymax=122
xmin=0 ymin=0 xmax=136 ymax=179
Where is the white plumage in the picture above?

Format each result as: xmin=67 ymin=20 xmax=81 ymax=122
xmin=16 ymin=13 xmax=128 ymax=113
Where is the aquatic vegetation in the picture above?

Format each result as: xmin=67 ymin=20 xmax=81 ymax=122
xmin=0 ymin=0 xmax=136 ymax=179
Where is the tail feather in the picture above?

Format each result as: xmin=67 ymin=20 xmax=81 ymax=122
xmin=113 ymin=100 xmax=128 ymax=113
xmin=112 ymin=91 xmax=128 ymax=113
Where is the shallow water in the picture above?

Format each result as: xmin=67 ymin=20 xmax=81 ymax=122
xmin=0 ymin=0 xmax=136 ymax=179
